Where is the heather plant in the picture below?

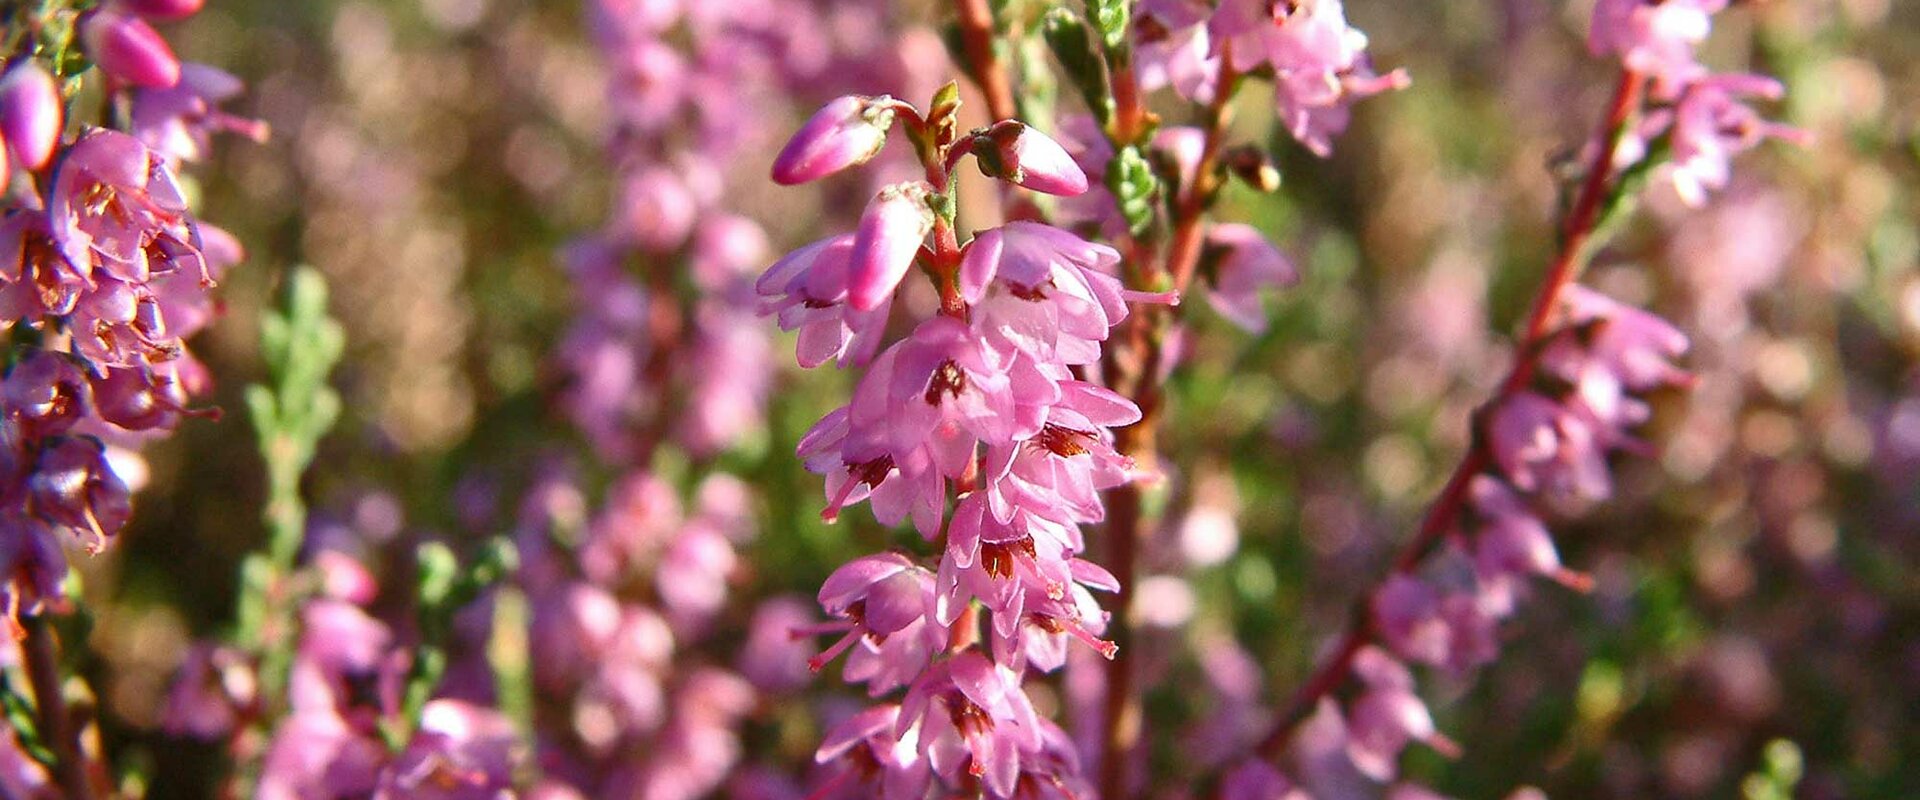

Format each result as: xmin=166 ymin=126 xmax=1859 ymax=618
xmin=1 ymin=0 xmax=1912 ymax=799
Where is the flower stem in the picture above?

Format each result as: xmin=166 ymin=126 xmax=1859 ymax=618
xmin=1097 ymin=57 xmax=1244 ymax=800
xmin=21 ymin=614 xmax=92 ymax=800
xmin=952 ymin=0 xmax=1015 ymax=122
xmin=1165 ymin=61 xmax=1240 ymax=294
xmin=1245 ymin=67 xmax=1647 ymax=766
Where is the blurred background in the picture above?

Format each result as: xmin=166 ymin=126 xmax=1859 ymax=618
xmin=75 ymin=0 xmax=1915 ymax=797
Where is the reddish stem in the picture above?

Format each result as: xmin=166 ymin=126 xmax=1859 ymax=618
xmin=22 ymin=614 xmax=94 ymax=800
xmin=1246 ymin=68 xmax=1647 ymax=765
xmin=953 ymin=0 xmax=1016 ymax=123
xmin=1165 ymin=61 xmax=1240 ymax=294
xmin=1096 ymin=57 xmax=1242 ymax=800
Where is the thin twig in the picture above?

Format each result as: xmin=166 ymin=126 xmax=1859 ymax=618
xmin=1097 ymin=55 xmax=1245 ymax=800
xmin=21 ymin=614 xmax=93 ymax=800
xmin=953 ymin=0 xmax=1016 ymax=122
xmin=1245 ymin=68 xmax=1648 ymax=765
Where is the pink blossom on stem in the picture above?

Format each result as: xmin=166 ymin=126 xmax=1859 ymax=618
xmin=1210 ymin=0 xmax=1409 ymax=156
xmin=0 ymin=61 xmax=61 ymax=171
xmin=1135 ymin=0 xmax=1222 ymax=104
xmin=1588 ymin=0 xmax=1724 ymax=93
xmin=1201 ymin=222 xmax=1299 ymax=333
xmin=772 ymin=95 xmax=897 ymax=185
xmin=1658 ymin=74 xmax=1809 ymax=207
xmin=80 ymin=9 xmax=183 ymax=89
xmin=974 ymin=122 xmax=1089 ymax=197
xmin=132 ymin=63 xmax=270 ymax=164
xmin=756 ymin=233 xmax=893 ymax=369
xmin=847 ymin=182 xmax=934 ymax=311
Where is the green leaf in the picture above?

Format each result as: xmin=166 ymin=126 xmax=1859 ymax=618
xmin=1105 ymin=144 xmax=1160 ymax=236
xmin=1042 ymin=10 xmax=1114 ymax=125
xmin=1087 ymin=0 xmax=1131 ymax=53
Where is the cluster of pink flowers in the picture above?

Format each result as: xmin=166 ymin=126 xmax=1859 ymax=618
xmin=513 ymin=469 xmax=764 ymax=799
xmin=559 ymin=0 xmax=920 ymax=461
xmin=1133 ymin=0 xmax=1409 ymax=156
xmin=514 ymin=2 xmax=920 ymax=796
xmin=1052 ymin=115 xmax=1300 ymax=331
xmin=1187 ymin=3 xmax=1802 ymax=795
xmin=0 ymin=0 xmax=257 ymax=635
xmin=162 ymin=504 xmax=523 ymax=798
xmin=1353 ymin=287 xmax=1691 ymax=774
xmin=1591 ymin=0 xmax=1808 ymax=205
xmin=760 ymin=84 xmax=1169 ymax=797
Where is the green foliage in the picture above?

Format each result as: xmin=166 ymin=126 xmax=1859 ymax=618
xmin=397 ymin=537 xmax=519 ymax=743
xmin=1041 ymin=9 xmax=1114 ymax=125
xmin=233 ymin=268 xmax=346 ymax=790
xmin=1742 ymin=740 xmax=1805 ymax=800
xmin=1106 ymin=144 xmax=1160 ymax=237
xmin=1085 ymin=0 xmax=1130 ymax=54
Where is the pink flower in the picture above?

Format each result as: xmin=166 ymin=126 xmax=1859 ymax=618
xmin=0 ymin=210 xmax=87 ymax=324
xmin=1658 ymin=74 xmax=1809 ymax=207
xmin=90 ymin=363 xmax=210 ymax=431
xmin=80 ymin=9 xmax=183 ymax=89
xmin=772 ymin=95 xmax=896 ymax=185
xmin=979 ymin=379 xmax=1140 ymax=526
xmin=131 ymin=63 xmax=269 ymax=164
xmin=1486 ymin=390 xmax=1612 ymax=502
xmin=1220 ymin=759 xmax=1305 ymax=800
xmin=25 ymin=436 xmax=131 ymax=551
xmin=117 ymin=0 xmax=207 ymax=21
xmin=847 ymin=182 xmax=934 ymax=311
xmin=961 ymin=222 xmax=1141 ymax=365
xmin=0 ymin=513 xmax=69 ymax=625
xmin=0 ymin=62 xmax=62 ymax=171
xmin=3 ymin=351 xmax=94 ymax=440
xmin=1469 ymin=477 xmax=1592 ymax=596
xmin=881 ymin=316 xmax=1061 ymax=450
xmin=1202 ymin=223 xmax=1298 ymax=332
xmin=1210 ymin=0 xmax=1408 ymax=156
xmin=807 ymin=553 xmax=943 ymax=687
xmin=161 ymin=643 xmax=255 ymax=739
xmin=756 ymin=233 xmax=893 ymax=368
xmin=976 ymin=122 xmax=1089 ymax=197
xmin=814 ymin=704 xmax=933 ymax=799
xmin=1588 ymin=0 xmax=1724 ymax=92
xmin=375 ymin=700 xmax=521 ymax=800
xmin=895 ymin=651 xmax=1045 ymax=798
xmin=936 ymin=493 xmax=1081 ymax=634
xmin=256 ymin=710 xmax=388 ymax=800
xmin=1135 ymin=0 xmax=1221 ymax=103
xmin=48 ymin=129 xmax=199 ymax=285
xmin=288 ymin=598 xmax=409 ymax=726
xmin=1343 ymin=648 xmax=1458 ymax=781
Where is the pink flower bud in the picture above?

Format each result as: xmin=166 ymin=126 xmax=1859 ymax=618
xmin=81 ymin=10 xmax=182 ymax=89
xmin=771 ymin=95 xmax=895 ymax=185
xmin=976 ymin=121 xmax=1088 ymax=196
xmin=846 ymin=182 xmax=932 ymax=311
xmin=117 ymin=0 xmax=206 ymax=21
xmin=0 ymin=61 xmax=62 ymax=170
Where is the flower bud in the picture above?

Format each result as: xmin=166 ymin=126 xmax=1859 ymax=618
xmin=846 ymin=182 xmax=932 ymax=311
xmin=974 ymin=121 xmax=1089 ymax=196
xmin=1224 ymin=144 xmax=1281 ymax=192
xmin=771 ymin=95 xmax=895 ymax=185
xmin=81 ymin=10 xmax=182 ymax=89
xmin=2 ymin=351 xmax=93 ymax=439
xmin=117 ymin=0 xmax=206 ymax=21
xmin=0 ymin=61 xmax=62 ymax=170
xmin=27 ymin=436 xmax=132 ymax=550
